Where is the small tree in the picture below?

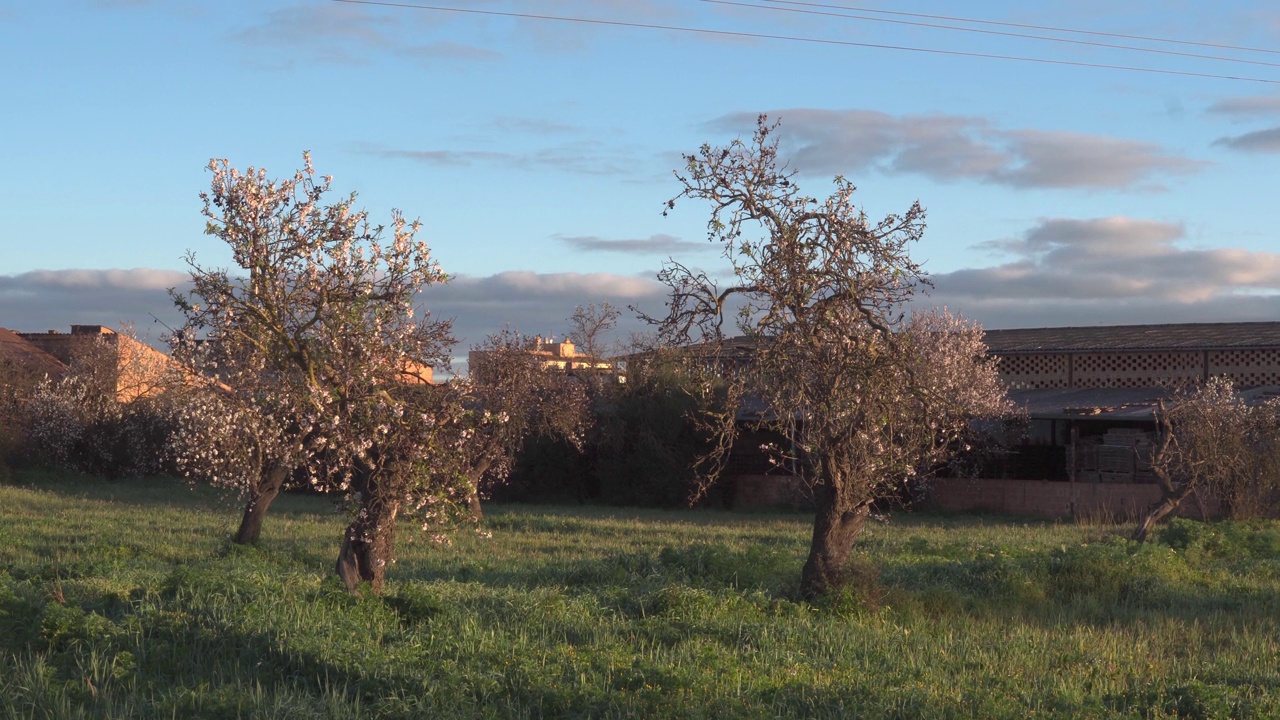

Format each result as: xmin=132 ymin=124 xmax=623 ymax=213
xmin=567 ymin=301 xmax=620 ymax=366
xmin=172 ymin=153 xmax=459 ymax=593
xmin=652 ymin=117 xmax=1010 ymax=598
xmin=457 ymin=328 xmax=591 ymax=518
xmin=1134 ymin=377 xmax=1280 ymax=541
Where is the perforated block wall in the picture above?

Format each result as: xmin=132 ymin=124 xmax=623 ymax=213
xmin=1072 ymin=351 xmax=1203 ymax=388
xmin=1208 ymin=349 xmax=1280 ymax=388
xmin=997 ymin=354 xmax=1068 ymax=389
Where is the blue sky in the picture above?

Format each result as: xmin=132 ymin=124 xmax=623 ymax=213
xmin=4 ymin=0 xmax=1280 ymax=353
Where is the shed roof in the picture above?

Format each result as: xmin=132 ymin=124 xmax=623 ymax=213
xmin=1008 ymin=387 xmax=1167 ymax=421
xmin=983 ymin=322 xmax=1280 ymax=354
xmin=1009 ymin=384 xmax=1280 ymax=422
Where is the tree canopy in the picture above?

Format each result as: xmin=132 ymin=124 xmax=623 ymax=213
xmin=171 ymin=154 xmax=463 ymax=593
xmin=1136 ymin=377 xmax=1280 ymax=541
xmin=653 ymin=117 xmax=1011 ymax=598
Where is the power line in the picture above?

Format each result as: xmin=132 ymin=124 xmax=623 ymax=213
xmin=330 ymin=0 xmax=1280 ymax=85
xmin=708 ymin=0 xmax=1280 ymax=70
xmin=762 ymin=0 xmax=1280 ymax=57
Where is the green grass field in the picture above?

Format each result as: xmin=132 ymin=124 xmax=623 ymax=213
xmin=2 ymin=470 xmax=1279 ymax=719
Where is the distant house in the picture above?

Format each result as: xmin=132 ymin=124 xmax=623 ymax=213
xmin=929 ymin=322 xmax=1280 ymax=519
xmin=15 ymin=325 xmax=187 ymax=402
xmin=395 ymin=360 xmax=435 ymax=386
xmin=468 ymin=336 xmax=617 ymax=377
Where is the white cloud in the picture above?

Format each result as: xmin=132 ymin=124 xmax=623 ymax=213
xmin=21 ymin=268 xmax=187 ymax=291
xmin=1207 ymin=95 xmax=1280 ymax=153
xmin=405 ymin=42 xmax=503 ymax=62
xmin=17 ymin=243 xmax=1278 ymax=357
xmin=710 ymin=109 xmax=1207 ymax=190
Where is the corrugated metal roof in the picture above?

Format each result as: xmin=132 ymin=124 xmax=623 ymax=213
xmin=1009 ymin=386 xmax=1167 ymax=421
xmin=1009 ymin=384 xmax=1280 ymax=421
xmin=983 ymin=322 xmax=1280 ymax=353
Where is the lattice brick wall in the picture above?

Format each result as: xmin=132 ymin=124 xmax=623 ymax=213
xmin=997 ymin=354 xmax=1068 ymax=389
xmin=1208 ymin=349 xmax=1280 ymax=388
xmin=1072 ymin=351 xmax=1202 ymax=388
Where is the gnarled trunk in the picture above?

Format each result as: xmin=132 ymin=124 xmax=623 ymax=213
xmin=465 ymin=454 xmax=493 ymax=523
xmin=467 ymin=487 xmax=484 ymax=523
xmin=233 ymin=463 xmax=290 ymax=545
xmin=335 ymin=463 xmax=400 ymax=595
xmin=1133 ymin=483 xmax=1194 ymax=543
xmin=1133 ymin=422 xmax=1194 ymax=543
xmin=800 ymin=482 xmax=872 ymax=599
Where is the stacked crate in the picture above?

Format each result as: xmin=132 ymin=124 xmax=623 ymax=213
xmin=1073 ymin=436 xmax=1101 ymax=483
xmin=1097 ymin=428 xmax=1155 ymax=483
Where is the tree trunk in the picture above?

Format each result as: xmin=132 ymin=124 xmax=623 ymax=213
xmin=233 ymin=464 xmax=290 ymax=545
xmin=467 ymin=487 xmax=484 ymax=523
xmin=335 ymin=464 xmax=400 ymax=595
xmin=1132 ymin=487 xmax=1192 ymax=543
xmin=1133 ymin=407 xmax=1190 ymax=543
xmin=800 ymin=483 xmax=872 ymax=600
xmin=465 ymin=455 xmax=493 ymax=523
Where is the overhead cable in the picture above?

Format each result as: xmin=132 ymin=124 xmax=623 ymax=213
xmin=330 ymin=0 xmax=1280 ymax=85
xmin=763 ymin=0 xmax=1280 ymax=57
xmin=706 ymin=0 xmax=1280 ymax=69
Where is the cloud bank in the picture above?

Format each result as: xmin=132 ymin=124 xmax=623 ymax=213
xmin=925 ymin=217 xmax=1280 ymax=328
xmin=556 ymin=233 xmax=707 ymax=256
xmin=0 ymin=268 xmax=190 ymax=341
xmin=427 ymin=271 xmax=667 ymax=349
xmin=9 ymin=229 xmax=1280 ymax=359
xmin=0 ymin=268 xmax=668 ymax=359
xmin=711 ymin=109 xmax=1207 ymax=189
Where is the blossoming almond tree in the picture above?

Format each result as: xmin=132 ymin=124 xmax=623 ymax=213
xmin=652 ymin=117 xmax=1011 ymax=599
xmin=171 ymin=153 xmax=461 ymax=593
